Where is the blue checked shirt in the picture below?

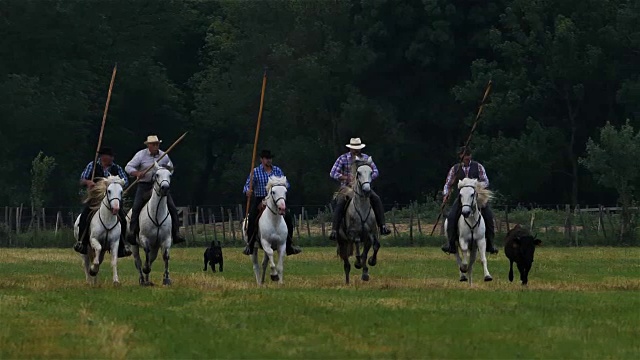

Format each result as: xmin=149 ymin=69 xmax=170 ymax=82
xmin=80 ymin=160 xmax=129 ymax=187
xmin=329 ymin=152 xmax=379 ymax=187
xmin=243 ymin=164 xmax=289 ymax=197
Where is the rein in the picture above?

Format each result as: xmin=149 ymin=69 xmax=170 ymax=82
xmin=351 ymin=164 xmax=373 ymax=237
xmin=144 ymin=177 xmax=171 ymax=244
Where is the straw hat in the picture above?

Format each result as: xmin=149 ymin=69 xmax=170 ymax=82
xmin=144 ymin=135 xmax=162 ymax=144
xmin=345 ymin=138 xmax=365 ymax=149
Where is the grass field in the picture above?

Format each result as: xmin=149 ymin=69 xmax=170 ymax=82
xmin=0 ymin=246 xmax=638 ymax=359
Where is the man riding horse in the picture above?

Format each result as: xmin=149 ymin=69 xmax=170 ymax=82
xmin=242 ymin=149 xmax=302 ymax=256
xmin=125 ymin=135 xmax=185 ymax=245
xmin=329 ymin=137 xmax=391 ymax=240
xmin=441 ymin=146 xmax=498 ymax=254
xmin=74 ymin=146 xmax=131 ymax=258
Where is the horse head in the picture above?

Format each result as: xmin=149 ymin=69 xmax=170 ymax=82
xmin=105 ymin=176 xmax=125 ymax=215
xmin=353 ymin=156 xmax=373 ymax=196
xmin=153 ymin=164 xmax=172 ymax=196
xmin=266 ymin=176 xmax=288 ymax=215
xmin=458 ymin=178 xmax=478 ymax=218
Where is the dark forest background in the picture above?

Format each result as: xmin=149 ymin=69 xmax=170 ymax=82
xmin=1 ymin=0 xmax=639 ymax=212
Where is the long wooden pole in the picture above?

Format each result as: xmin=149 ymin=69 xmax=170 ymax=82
xmin=91 ymin=63 xmax=118 ymax=181
xmin=430 ymin=79 xmax=493 ymax=236
xmin=123 ymin=131 xmax=188 ymax=194
xmin=244 ymin=67 xmax=269 ymax=220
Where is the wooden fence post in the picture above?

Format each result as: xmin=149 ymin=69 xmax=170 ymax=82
xmin=220 ymin=207 xmax=226 ymax=242
xmin=564 ymin=204 xmax=572 ymax=243
xmin=504 ymin=205 xmax=510 ymax=232
xmin=227 ymin=208 xmax=236 ymax=242
xmin=210 ymin=209 xmax=218 ymax=242
xmin=409 ymin=203 xmax=414 ymax=245
xmin=304 ymin=209 xmax=311 ymax=237
xmin=55 ymin=211 xmax=62 ymax=236
xmin=391 ymin=205 xmax=398 ymax=238
xmin=201 ymin=207 xmax=208 ymax=244
xmin=415 ymin=201 xmax=422 ymax=235
xmin=320 ymin=209 xmax=326 ymax=239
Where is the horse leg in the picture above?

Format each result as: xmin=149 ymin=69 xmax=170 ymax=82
xmin=479 ymin=238 xmax=492 ymax=282
xmin=89 ymin=238 xmax=101 ymax=277
xmin=508 ymin=260 xmax=515 ymax=282
xmin=81 ymin=254 xmax=91 ymax=284
xmin=261 ymin=251 xmax=269 ymax=284
xmin=342 ymin=255 xmax=351 ymax=285
xmin=263 ymin=244 xmax=278 ymax=282
xmin=468 ymin=245 xmax=477 ymax=285
xmin=276 ymin=243 xmax=286 ymax=284
xmin=147 ymin=246 xmax=160 ymax=286
xmin=110 ymin=239 xmax=120 ymax=286
xmin=360 ymin=239 xmax=371 ymax=282
xmin=131 ymin=245 xmax=145 ymax=285
xmin=368 ymin=235 xmax=380 ymax=267
xmin=455 ymin=252 xmax=467 ymax=282
xmin=251 ymin=248 xmax=261 ymax=285
xmin=354 ymin=240 xmax=362 ymax=269
xmin=162 ymin=246 xmax=171 ymax=286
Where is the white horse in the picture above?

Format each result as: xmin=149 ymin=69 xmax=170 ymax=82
xmin=127 ymin=163 xmax=173 ymax=286
xmin=337 ymin=157 xmax=380 ymax=284
xmin=244 ymin=176 xmax=289 ymax=285
xmin=444 ymin=177 xmax=494 ymax=284
xmin=74 ymin=176 xmax=125 ymax=285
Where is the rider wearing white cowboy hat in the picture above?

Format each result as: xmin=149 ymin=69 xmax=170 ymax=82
xmin=328 ymin=137 xmax=392 ymax=240
xmin=125 ymin=135 xmax=186 ymax=245
xmin=440 ymin=145 xmax=498 ymax=254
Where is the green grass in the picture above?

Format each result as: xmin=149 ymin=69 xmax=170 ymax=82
xmin=0 ymin=247 xmax=638 ymax=359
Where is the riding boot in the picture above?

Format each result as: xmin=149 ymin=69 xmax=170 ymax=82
xmin=441 ymin=218 xmax=458 ymax=254
xmin=167 ymin=195 xmax=185 ymax=244
xmin=481 ymin=206 xmax=499 ymax=254
xmin=117 ymin=214 xmax=132 ymax=258
xmin=370 ymin=191 xmax=391 ymax=235
xmin=74 ymin=207 xmax=92 ymax=254
xmin=243 ymin=228 xmax=256 ymax=255
xmin=284 ymin=212 xmax=301 ymax=255
xmin=330 ymin=197 xmax=347 ymax=240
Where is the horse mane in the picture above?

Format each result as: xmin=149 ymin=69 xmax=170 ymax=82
xmin=83 ymin=176 xmax=125 ymax=210
xmin=458 ymin=177 xmax=493 ymax=207
xmin=265 ymin=175 xmax=288 ymax=196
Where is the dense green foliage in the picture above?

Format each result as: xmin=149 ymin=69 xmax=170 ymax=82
xmin=1 ymin=0 xmax=639 ymax=209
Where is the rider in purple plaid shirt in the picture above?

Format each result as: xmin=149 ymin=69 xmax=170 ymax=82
xmin=329 ymin=138 xmax=391 ymax=240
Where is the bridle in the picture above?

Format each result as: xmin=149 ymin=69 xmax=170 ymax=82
xmin=146 ymin=173 xmax=171 ymax=228
xmin=265 ymin=185 xmax=287 ymax=216
xmin=98 ymin=183 xmax=122 ymax=235
xmin=353 ymin=164 xmax=372 ymax=197
xmin=459 ymin=185 xmax=482 ymax=241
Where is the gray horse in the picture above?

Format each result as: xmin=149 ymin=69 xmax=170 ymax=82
xmin=336 ymin=157 xmax=381 ymax=284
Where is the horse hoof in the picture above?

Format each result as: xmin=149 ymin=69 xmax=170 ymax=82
xmin=139 ymin=279 xmax=145 ymax=286
xmin=147 ymin=281 xmax=155 ymax=286
xmin=361 ymin=273 xmax=370 ymax=281
xmin=484 ymin=275 xmax=493 ymax=282
xmin=354 ymin=260 xmax=362 ymax=269
xmin=89 ymin=270 xmax=98 ymax=277
xmin=368 ymin=258 xmax=377 ymax=267
xmin=143 ymin=267 xmax=151 ymax=274
xmin=459 ymin=275 xmax=468 ymax=282
xmin=270 ymin=274 xmax=279 ymax=282
xmin=113 ymin=281 xmax=120 ymax=287
xmin=163 ymin=278 xmax=172 ymax=286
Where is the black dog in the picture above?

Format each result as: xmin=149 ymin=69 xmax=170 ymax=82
xmin=203 ymin=241 xmax=223 ymax=273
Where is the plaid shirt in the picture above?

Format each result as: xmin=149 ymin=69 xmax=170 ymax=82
xmin=243 ymin=164 xmax=289 ymax=197
xmin=80 ymin=160 xmax=129 ymax=187
xmin=329 ymin=152 xmax=379 ymax=187
xmin=443 ymin=162 xmax=489 ymax=196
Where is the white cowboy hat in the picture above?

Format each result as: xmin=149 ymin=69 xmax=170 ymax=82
xmin=144 ymin=135 xmax=163 ymax=144
xmin=345 ymin=137 xmax=366 ymax=149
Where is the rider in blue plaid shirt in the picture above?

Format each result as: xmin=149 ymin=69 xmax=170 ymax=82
xmin=242 ymin=150 xmax=302 ymax=256
xmin=73 ymin=146 xmax=132 ymax=257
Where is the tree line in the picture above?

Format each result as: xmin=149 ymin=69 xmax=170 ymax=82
xmin=1 ymin=0 xmax=639 ymax=215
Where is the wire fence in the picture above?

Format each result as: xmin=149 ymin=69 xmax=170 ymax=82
xmin=1 ymin=202 xmax=638 ymax=247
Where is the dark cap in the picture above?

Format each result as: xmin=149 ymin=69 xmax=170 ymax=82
xmin=458 ymin=146 xmax=472 ymax=156
xmin=260 ymin=149 xmax=274 ymax=159
xmin=98 ymin=146 xmax=115 ymax=156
